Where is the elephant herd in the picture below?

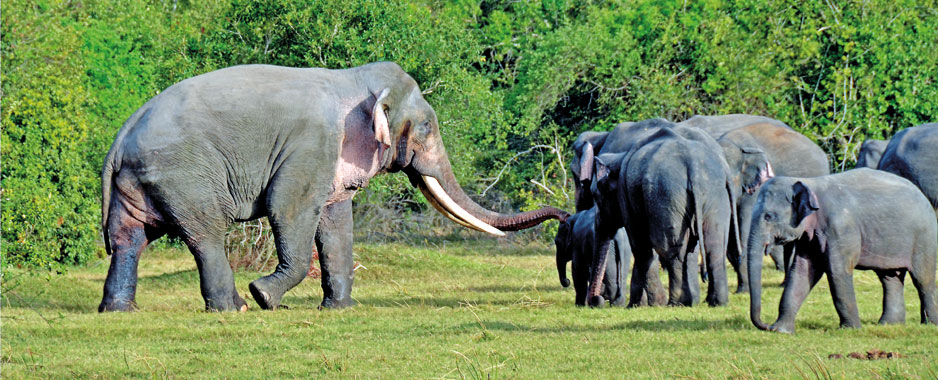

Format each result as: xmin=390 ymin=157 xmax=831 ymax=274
xmin=557 ymin=119 xmax=938 ymax=332
xmin=99 ymin=63 xmax=937 ymax=333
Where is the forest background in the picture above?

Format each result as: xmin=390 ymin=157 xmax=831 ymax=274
xmin=3 ymin=0 xmax=937 ymax=270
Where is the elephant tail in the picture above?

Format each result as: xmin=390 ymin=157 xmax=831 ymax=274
xmin=726 ymin=180 xmax=741 ymax=265
xmin=101 ymin=154 xmax=116 ymax=257
xmin=689 ymin=181 xmax=707 ymax=271
xmin=101 ymin=107 xmax=142 ymax=256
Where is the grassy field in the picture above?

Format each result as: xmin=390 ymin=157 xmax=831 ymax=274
xmin=2 ymin=240 xmax=937 ymax=379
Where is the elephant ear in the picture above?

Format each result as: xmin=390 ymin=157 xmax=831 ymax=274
xmin=579 ymin=142 xmax=594 ymax=182
xmin=740 ymin=147 xmax=775 ymax=194
xmin=792 ymin=181 xmax=821 ymax=239
xmin=372 ymin=88 xmax=391 ymax=147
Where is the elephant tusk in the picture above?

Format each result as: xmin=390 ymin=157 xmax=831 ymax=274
xmin=417 ymin=184 xmax=478 ymax=231
xmin=420 ymin=176 xmax=506 ymax=237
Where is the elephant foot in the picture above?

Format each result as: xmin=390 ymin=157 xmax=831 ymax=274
xmin=735 ymin=285 xmax=749 ymax=294
xmin=609 ymin=294 xmax=627 ymax=308
xmin=839 ymin=320 xmax=862 ymax=329
xmin=319 ymin=296 xmax=357 ymax=310
xmin=878 ymin=316 xmax=905 ymax=325
xmin=98 ymin=298 xmax=137 ymax=312
xmin=249 ymin=279 xmax=283 ymax=310
xmin=205 ymin=290 xmax=249 ymax=312
xmin=769 ymin=321 xmax=795 ymax=334
xmin=588 ymin=295 xmax=606 ymax=308
xmin=706 ymin=296 xmax=728 ymax=308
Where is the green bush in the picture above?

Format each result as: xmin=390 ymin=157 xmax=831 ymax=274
xmin=3 ymin=0 xmax=937 ymax=268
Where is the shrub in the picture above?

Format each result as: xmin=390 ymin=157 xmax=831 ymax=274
xmin=3 ymin=0 xmax=937 ymax=268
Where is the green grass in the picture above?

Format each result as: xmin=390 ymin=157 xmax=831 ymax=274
xmin=3 ymin=240 xmax=937 ymax=379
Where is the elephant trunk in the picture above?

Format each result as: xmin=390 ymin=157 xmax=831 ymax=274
xmin=587 ymin=237 xmax=612 ymax=307
xmin=747 ymin=223 xmax=770 ymax=331
xmin=556 ymin=250 xmax=570 ymax=288
xmin=415 ymin=161 xmax=568 ymax=235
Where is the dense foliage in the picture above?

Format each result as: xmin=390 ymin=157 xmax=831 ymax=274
xmin=3 ymin=0 xmax=937 ymax=268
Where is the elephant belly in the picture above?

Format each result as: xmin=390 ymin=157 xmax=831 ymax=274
xmin=856 ymin=253 xmax=911 ymax=271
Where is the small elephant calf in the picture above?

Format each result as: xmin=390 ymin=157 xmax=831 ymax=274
xmin=554 ymin=207 xmax=630 ymax=306
xmin=747 ymin=168 xmax=938 ymax=333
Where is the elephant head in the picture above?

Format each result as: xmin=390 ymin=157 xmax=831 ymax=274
xmin=570 ymin=132 xmax=609 ymax=211
xmin=554 ymin=214 xmax=578 ymax=288
xmin=718 ymin=130 xmax=775 ymax=195
xmin=377 ymin=67 xmax=568 ymax=234
xmin=584 ymin=152 xmax=628 ymax=307
xmin=856 ymin=139 xmax=887 ymax=169
xmin=747 ymin=178 xmax=823 ymax=330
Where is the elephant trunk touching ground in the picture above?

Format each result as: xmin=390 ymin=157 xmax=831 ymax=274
xmin=747 ymin=219 xmax=771 ymax=331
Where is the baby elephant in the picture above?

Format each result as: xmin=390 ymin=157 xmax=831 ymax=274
xmin=748 ymin=168 xmax=938 ymax=333
xmin=555 ymin=207 xmax=630 ymax=306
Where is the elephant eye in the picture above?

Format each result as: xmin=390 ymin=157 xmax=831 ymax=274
xmin=417 ymin=121 xmax=431 ymax=136
xmin=764 ymin=213 xmax=775 ymax=221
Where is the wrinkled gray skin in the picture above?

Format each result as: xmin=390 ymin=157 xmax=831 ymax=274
xmin=747 ymin=169 xmax=938 ymax=333
xmin=855 ymin=139 xmax=888 ymax=169
xmin=878 ymin=123 xmax=938 ymax=215
xmin=571 ymin=115 xmax=799 ymax=300
xmin=680 ymin=114 xmax=790 ymax=136
xmin=589 ymin=121 xmax=737 ymax=307
xmin=99 ymin=63 xmax=567 ymax=312
xmin=715 ymin=123 xmax=830 ymax=293
xmin=555 ymin=207 xmax=631 ymax=306
xmin=570 ymin=122 xmax=668 ymax=306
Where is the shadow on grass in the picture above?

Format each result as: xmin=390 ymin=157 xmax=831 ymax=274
xmin=139 ymin=268 xmax=200 ymax=287
xmin=464 ymin=284 xmax=565 ymax=293
xmin=474 ymin=315 xmax=752 ymax=333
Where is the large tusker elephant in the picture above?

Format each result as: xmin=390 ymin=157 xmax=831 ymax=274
xmin=554 ymin=207 xmax=630 ymax=306
xmin=747 ymin=169 xmax=938 ymax=333
xmin=715 ymin=122 xmax=830 ymax=293
xmin=589 ymin=122 xmax=737 ymax=307
xmin=99 ymin=62 xmax=568 ymax=312
xmin=855 ymin=139 xmax=888 ymax=169
xmin=878 ymin=123 xmax=938 ymax=214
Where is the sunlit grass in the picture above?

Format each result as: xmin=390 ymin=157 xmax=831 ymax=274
xmin=3 ymin=240 xmax=936 ymax=379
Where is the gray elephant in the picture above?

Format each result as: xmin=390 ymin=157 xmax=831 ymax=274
xmin=747 ymin=169 xmax=938 ymax=333
xmin=715 ymin=122 xmax=830 ymax=292
xmin=679 ymin=114 xmax=790 ymax=136
xmin=555 ymin=207 xmax=630 ymax=306
xmin=878 ymin=123 xmax=938 ymax=214
xmin=855 ymin=139 xmax=888 ymax=169
xmin=99 ymin=62 xmax=567 ymax=312
xmin=570 ymin=122 xmax=668 ymax=306
xmin=588 ymin=122 xmax=736 ymax=307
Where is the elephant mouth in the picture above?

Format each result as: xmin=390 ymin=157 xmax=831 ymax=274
xmin=414 ymin=175 xmax=506 ymax=237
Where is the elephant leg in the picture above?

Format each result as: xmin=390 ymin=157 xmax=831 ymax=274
xmin=572 ymin=260 xmax=588 ymax=307
xmin=703 ymin=222 xmax=729 ymax=307
xmin=825 ymin=252 xmax=861 ymax=329
xmin=875 ymin=269 xmax=906 ymax=325
xmin=768 ymin=245 xmax=784 ymax=271
xmin=734 ymin=199 xmax=755 ymax=294
xmin=908 ymin=263 xmax=938 ymax=325
xmin=316 ymin=199 xmax=356 ymax=309
xmin=99 ymin=200 xmax=164 ymax=312
xmin=609 ymin=229 xmax=631 ymax=307
xmin=250 ymin=166 xmax=326 ymax=310
xmin=779 ymin=243 xmax=796 ymax=287
xmin=770 ymin=251 xmax=823 ymax=333
xmin=698 ymin=247 xmax=709 ymax=284
xmin=628 ymin=244 xmax=658 ymax=308
xmin=646 ymin=251 xmax=667 ymax=306
xmin=187 ymin=234 xmax=248 ymax=312
xmin=662 ymin=231 xmax=697 ymax=307
xmin=663 ymin=252 xmax=685 ymax=306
